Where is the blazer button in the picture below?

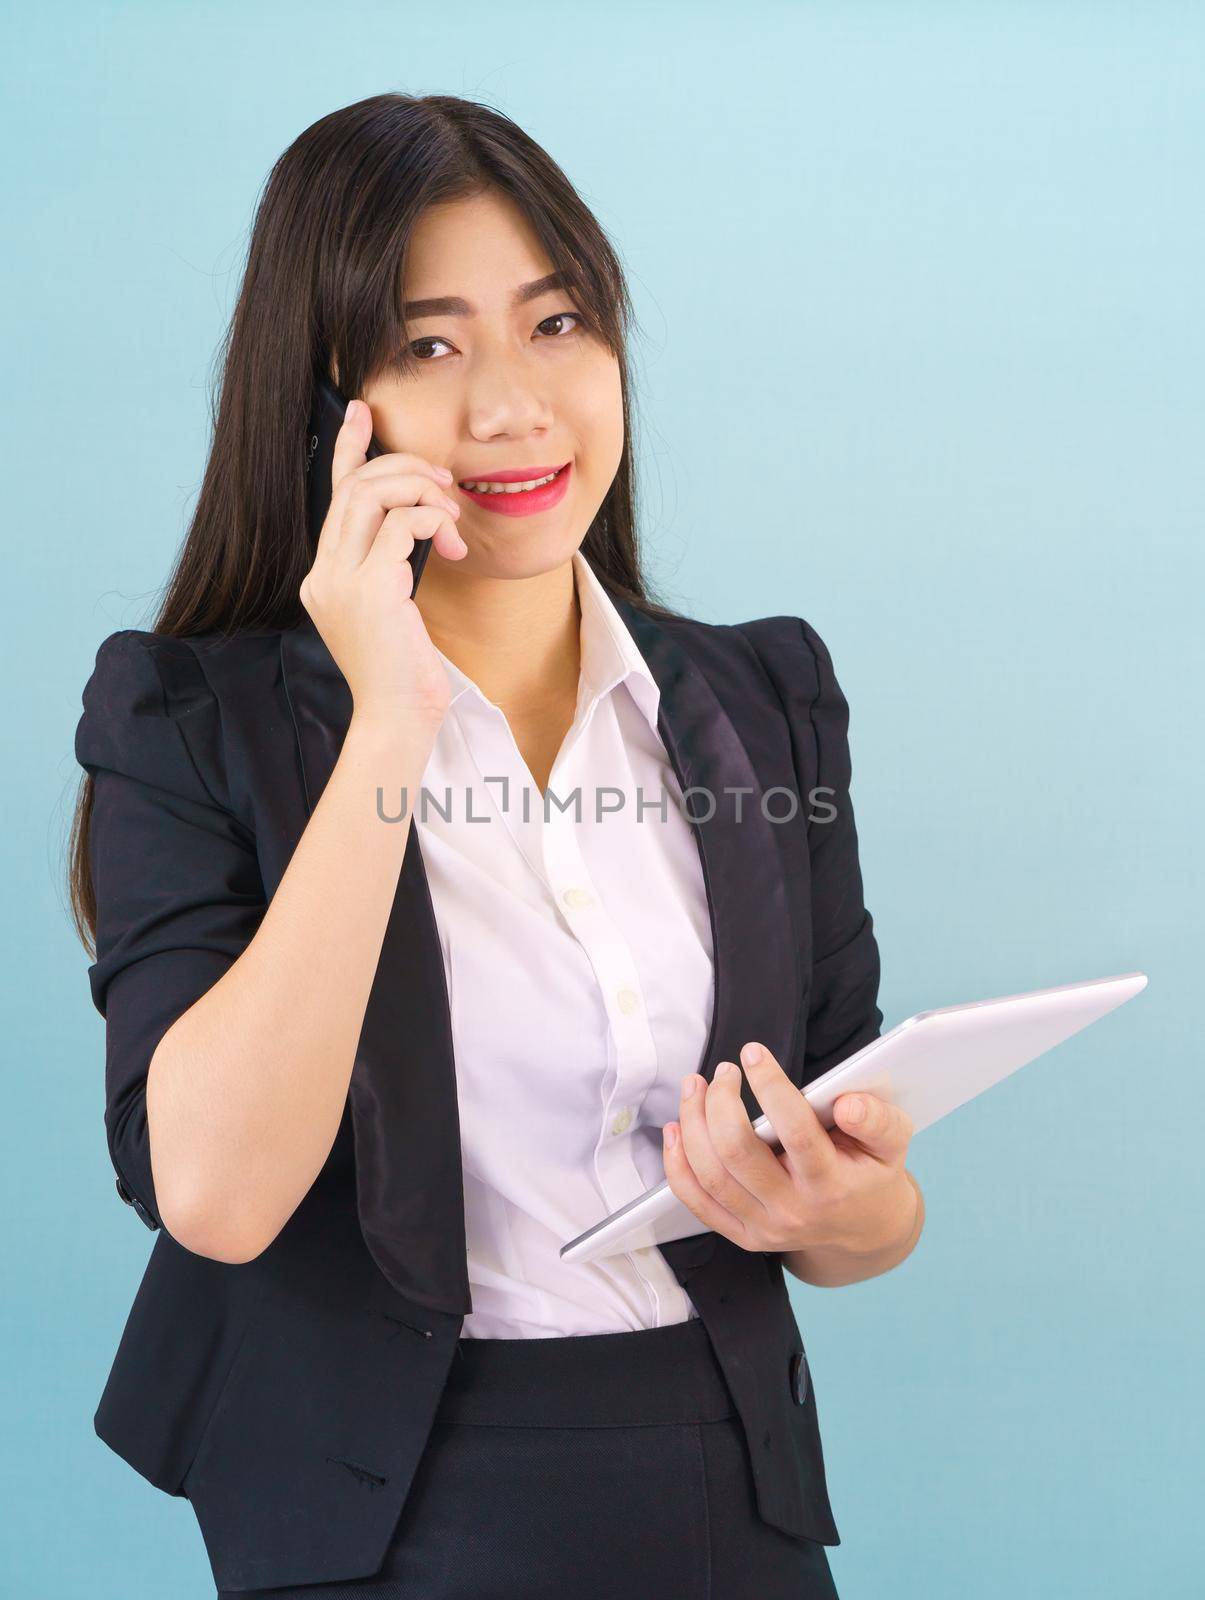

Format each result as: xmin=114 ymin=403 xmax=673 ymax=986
xmin=115 ymin=1173 xmax=160 ymax=1230
xmin=789 ymin=1350 xmax=809 ymax=1406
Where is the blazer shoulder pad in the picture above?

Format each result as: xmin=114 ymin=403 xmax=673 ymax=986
xmin=732 ymin=611 xmax=829 ymax=690
xmin=731 ymin=613 xmax=853 ymax=774
xmin=75 ymin=629 xmax=231 ymax=811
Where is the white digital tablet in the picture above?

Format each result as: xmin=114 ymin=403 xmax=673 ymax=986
xmin=560 ymin=970 xmax=1147 ymax=1265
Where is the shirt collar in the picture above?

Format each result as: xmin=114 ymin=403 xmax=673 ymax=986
xmin=430 ymin=549 xmax=662 ymax=734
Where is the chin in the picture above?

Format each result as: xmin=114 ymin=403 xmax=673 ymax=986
xmin=472 ymin=532 xmax=589 ymax=580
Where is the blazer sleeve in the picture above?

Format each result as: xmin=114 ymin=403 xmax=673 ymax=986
xmin=75 ymin=629 xmax=267 ymax=1232
xmin=794 ymin=617 xmax=884 ymax=1080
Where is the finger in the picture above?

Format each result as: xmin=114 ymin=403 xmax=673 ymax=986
xmin=377 ymin=503 xmax=470 ymax=565
xmin=330 ymin=398 xmax=372 ymax=501
xmin=831 ymin=1091 xmax=915 ymax=1160
xmin=332 ymin=401 xmax=454 ymax=494
xmin=340 ymin=446 xmax=457 ymax=485
xmin=676 ymin=1073 xmax=768 ymax=1228
xmin=661 ymin=1120 xmax=755 ymax=1249
xmin=336 ymin=473 xmax=464 ymax=567
xmin=322 ymin=402 xmax=455 ymax=561
xmin=311 ymin=404 xmax=369 ymax=567
xmin=703 ymin=1061 xmax=796 ymax=1212
xmin=362 ymin=505 xmax=466 ymax=584
xmin=736 ymin=1041 xmax=838 ymax=1184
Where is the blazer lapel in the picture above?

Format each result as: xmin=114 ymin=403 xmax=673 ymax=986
xmin=279 ymin=599 xmax=802 ymax=1314
xmin=279 ymin=611 xmax=471 ymax=1315
xmin=610 ymin=596 xmax=804 ymax=1114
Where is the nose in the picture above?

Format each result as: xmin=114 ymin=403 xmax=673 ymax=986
xmin=461 ymin=349 xmax=555 ymax=442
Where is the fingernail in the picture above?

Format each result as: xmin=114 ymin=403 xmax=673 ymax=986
xmin=714 ymin=1061 xmax=736 ymax=1079
xmin=663 ymin=1123 xmax=678 ymax=1149
xmin=741 ymin=1042 xmax=763 ymax=1067
xmin=344 ymin=400 xmax=358 ymax=424
xmin=681 ymin=1074 xmax=697 ymax=1099
xmin=845 ymin=1096 xmax=865 ymax=1122
xmin=436 ymin=466 xmax=454 ymax=482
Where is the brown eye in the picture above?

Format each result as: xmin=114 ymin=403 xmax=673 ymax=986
xmin=536 ymin=312 xmax=584 ymax=339
xmin=407 ymin=312 xmax=583 ymax=366
xmin=410 ymin=337 xmax=453 ymax=362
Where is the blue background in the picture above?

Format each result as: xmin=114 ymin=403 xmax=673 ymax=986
xmin=5 ymin=2 xmax=1201 ymax=1595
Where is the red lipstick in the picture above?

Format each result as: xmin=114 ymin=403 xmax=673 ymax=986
xmin=456 ymin=461 xmax=573 ymax=517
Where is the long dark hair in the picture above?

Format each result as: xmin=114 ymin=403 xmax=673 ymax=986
xmin=68 ymin=91 xmax=689 ymax=951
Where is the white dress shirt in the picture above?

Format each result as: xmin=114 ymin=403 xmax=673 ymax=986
xmin=414 ymin=549 xmax=715 ymax=1338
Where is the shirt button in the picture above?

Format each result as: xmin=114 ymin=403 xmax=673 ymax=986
xmin=610 ymin=1107 xmax=634 ymax=1136
xmin=562 ymin=887 xmax=594 ymax=909
xmin=616 ymin=988 xmax=640 ymax=1014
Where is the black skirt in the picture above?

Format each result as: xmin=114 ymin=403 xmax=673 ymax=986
xmin=218 ymin=1315 xmax=840 ymax=1600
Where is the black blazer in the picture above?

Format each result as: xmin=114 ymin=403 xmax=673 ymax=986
xmin=76 ymin=593 xmax=883 ymax=1594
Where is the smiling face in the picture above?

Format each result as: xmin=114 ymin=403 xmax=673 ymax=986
xmin=358 ymin=189 xmax=624 ymax=588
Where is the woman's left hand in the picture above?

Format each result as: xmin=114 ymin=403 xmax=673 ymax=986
xmin=662 ymin=1042 xmax=917 ymax=1258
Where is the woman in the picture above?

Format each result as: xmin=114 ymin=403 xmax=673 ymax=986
xmin=69 ymin=93 xmax=924 ymax=1599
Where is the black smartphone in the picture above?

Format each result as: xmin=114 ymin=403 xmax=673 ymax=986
xmin=304 ymin=374 xmax=434 ymax=594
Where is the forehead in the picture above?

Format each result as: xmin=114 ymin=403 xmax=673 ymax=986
xmin=403 ymin=192 xmax=555 ymax=307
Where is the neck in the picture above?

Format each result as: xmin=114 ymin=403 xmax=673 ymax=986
xmin=415 ymin=556 xmax=582 ymax=716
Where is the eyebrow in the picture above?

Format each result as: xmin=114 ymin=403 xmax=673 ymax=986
xmin=402 ymin=271 xmax=572 ymax=320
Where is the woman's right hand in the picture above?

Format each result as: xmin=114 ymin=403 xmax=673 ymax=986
xmin=299 ymin=398 xmax=468 ymax=727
